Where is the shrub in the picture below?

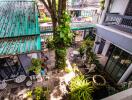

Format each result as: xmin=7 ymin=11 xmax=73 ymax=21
xmin=69 ymin=75 xmax=94 ymax=100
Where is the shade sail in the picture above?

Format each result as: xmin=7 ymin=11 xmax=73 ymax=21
xmin=0 ymin=35 xmax=41 ymax=56
xmin=0 ymin=0 xmax=40 ymax=38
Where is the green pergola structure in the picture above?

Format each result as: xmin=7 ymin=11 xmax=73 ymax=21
xmin=0 ymin=0 xmax=41 ymax=57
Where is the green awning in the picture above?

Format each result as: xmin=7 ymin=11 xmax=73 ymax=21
xmin=0 ymin=35 xmax=41 ymax=56
xmin=40 ymin=22 xmax=96 ymax=33
xmin=0 ymin=0 xmax=40 ymax=38
xmin=0 ymin=0 xmax=41 ymax=56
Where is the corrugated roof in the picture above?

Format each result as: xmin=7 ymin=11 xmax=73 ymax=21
xmin=0 ymin=0 xmax=40 ymax=38
xmin=0 ymin=0 xmax=41 ymax=56
xmin=0 ymin=35 xmax=41 ymax=56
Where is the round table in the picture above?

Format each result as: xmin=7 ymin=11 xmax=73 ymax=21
xmin=14 ymin=75 xmax=26 ymax=83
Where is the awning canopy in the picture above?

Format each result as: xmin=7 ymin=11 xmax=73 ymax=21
xmin=0 ymin=36 xmax=41 ymax=57
xmin=0 ymin=0 xmax=41 ymax=57
xmin=0 ymin=0 xmax=40 ymax=38
xmin=40 ymin=22 xmax=96 ymax=33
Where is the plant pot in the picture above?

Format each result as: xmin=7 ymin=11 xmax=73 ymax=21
xmin=92 ymin=75 xmax=106 ymax=88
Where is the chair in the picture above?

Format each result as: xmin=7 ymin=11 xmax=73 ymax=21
xmin=0 ymin=80 xmax=7 ymax=90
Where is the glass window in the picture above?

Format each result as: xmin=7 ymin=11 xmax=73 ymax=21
xmin=105 ymin=46 xmax=132 ymax=82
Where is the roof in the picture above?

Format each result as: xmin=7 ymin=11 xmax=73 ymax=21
xmin=40 ymin=22 xmax=96 ymax=33
xmin=0 ymin=0 xmax=41 ymax=56
xmin=0 ymin=0 xmax=40 ymax=38
xmin=0 ymin=35 xmax=41 ymax=56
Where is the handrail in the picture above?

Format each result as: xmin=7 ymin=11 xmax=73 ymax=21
xmin=103 ymin=13 xmax=132 ymax=33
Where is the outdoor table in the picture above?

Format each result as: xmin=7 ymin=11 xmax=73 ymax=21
xmin=73 ymin=50 xmax=80 ymax=55
xmin=0 ymin=81 xmax=7 ymax=90
xmin=14 ymin=75 xmax=26 ymax=83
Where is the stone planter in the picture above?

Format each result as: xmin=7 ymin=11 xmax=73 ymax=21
xmin=92 ymin=75 xmax=106 ymax=88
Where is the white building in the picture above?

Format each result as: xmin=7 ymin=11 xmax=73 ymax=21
xmin=94 ymin=0 xmax=132 ymax=83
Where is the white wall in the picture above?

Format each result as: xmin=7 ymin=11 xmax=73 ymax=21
xmin=102 ymin=88 xmax=132 ymax=100
xmin=110 ymin=0 xmax=129 ymax=15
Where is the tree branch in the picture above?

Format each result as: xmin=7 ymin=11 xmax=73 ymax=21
xmin=52 ymin=0 xmax=57 ymax=18
xmin=40 ymin=0 xmax=51 ymax=13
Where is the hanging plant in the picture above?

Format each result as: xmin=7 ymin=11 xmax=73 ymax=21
xmin=54 ymin=11 xmax=73 ymax=69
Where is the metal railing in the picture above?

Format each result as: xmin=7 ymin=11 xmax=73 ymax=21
xmin=103 ymin=13 xmax=132 ymax=33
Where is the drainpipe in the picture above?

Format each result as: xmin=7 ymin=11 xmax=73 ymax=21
xmin=118 ymin=64 xmax=132 ymax=84
xmin=99 ymin=0 xmax=111 ymax=24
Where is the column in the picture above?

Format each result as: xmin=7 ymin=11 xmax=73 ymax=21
xmin=93 ymin=36 xmax=101 ymax=54
xmin=102 ymin=40 xmax=111 ymax=56
xmin=99 ymin=0 xmax=110 ymax=24
xmin=118 ymin=64 xmax=132 ymax=84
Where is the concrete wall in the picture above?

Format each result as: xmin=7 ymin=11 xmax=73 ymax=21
xmin=96 ymin=24 xmax=132 ymax=54
xmin=110 ymin=0 xmax=129 ymax=15
xmin=102 ymin=88 xmax=132 ymax=100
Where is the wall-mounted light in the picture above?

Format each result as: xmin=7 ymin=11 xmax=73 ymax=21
xmin=95 ymin=41 xmax=100 ymax=45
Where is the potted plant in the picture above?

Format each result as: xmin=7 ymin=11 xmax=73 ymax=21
xmin=28 ymin=58 xmax=42 ymax=81
xmin=92 ymin=75 xmax=106 ymax=88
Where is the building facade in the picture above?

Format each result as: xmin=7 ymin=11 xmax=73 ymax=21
xmin=94 ymin=0 xmax=132 ymax=83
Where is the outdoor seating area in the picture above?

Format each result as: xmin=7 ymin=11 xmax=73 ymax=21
xmin=0 ymin=0 xmax=132 ymax=100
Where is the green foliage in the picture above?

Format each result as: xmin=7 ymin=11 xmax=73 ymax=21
xmin=53 ymin=11 xmax=73 ymax=69
xmin=27 ymin=90 xmax=32 ymax=97
xmin=65 ymin=67 xmax=73 ymax=73
xmin=79 ymin=36 xmax=99 ymax=65
xmin=55 ymin=48 xmax=67 ymax=69
xmin=28 ymin=58 xmax=42 ymax=74
xmin=100 ymin=0 xmax=105 ymax=10
xmin=46 ymin=37 xmax=55 ymax=49
xmin=69 ymin=75 xmax=94 ymax=100
xmin=27 ymin=86 xmax=48 ymax=100
xmin=34 ymin=87 xmax=45 ymax=100
xmin=54 ymin=11 xmax=73 ymax=47
xmin=43 ymin=16 xmax=52 ymax=23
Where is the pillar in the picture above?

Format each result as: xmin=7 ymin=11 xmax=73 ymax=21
xmin=118 ymin=64 xmax=132 ymax=84
xmin=93 ymin=36 xmax=101 ymax=54
xmin=102 ymin=40 xmax=111 ymax=56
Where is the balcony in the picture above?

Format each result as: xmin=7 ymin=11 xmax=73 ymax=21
xmin=103 ymin=13 xmax=132 ymax=34
xmin=96 ymin=13 xmax=132 ymax=54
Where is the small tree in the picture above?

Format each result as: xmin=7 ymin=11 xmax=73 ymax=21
xmin=40 ymin=0 xmax=73 ymax=69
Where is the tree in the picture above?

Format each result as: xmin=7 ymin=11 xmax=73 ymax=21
xmin=40 ymin=0 xmax=73 ymax=69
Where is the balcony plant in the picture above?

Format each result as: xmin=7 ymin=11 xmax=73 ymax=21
xmin=69 ymin=75 xmax=93 ymax=100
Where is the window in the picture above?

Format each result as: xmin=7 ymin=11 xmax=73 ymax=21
xmin=105 ymin=46 xmax=132 ymax=82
